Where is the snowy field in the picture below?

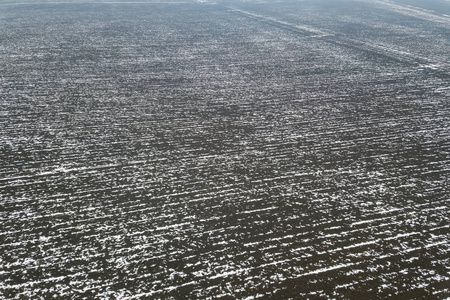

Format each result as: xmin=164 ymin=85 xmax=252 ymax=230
xmin=0 ymin=0 xmax=449 ymax=298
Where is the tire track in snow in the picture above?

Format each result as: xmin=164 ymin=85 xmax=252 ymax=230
xmin=228 ymin=6 xmax=450 ymax=73
xmin=357 ymin=0 xmax=450 ymax=25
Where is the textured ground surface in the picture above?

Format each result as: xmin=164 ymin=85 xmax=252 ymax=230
xmin=0 ymin=0 xmax=449 ymax=298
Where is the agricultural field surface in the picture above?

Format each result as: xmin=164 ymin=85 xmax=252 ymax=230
xmin=0 ymin=0 xmax=449 ymax=298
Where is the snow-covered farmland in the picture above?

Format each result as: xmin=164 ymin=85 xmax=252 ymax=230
xmin=0 ymin=0 xmax=449 ymax=298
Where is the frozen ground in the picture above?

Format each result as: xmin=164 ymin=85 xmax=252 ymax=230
xmin=0 ymin=0 xmax=449 ymax=298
